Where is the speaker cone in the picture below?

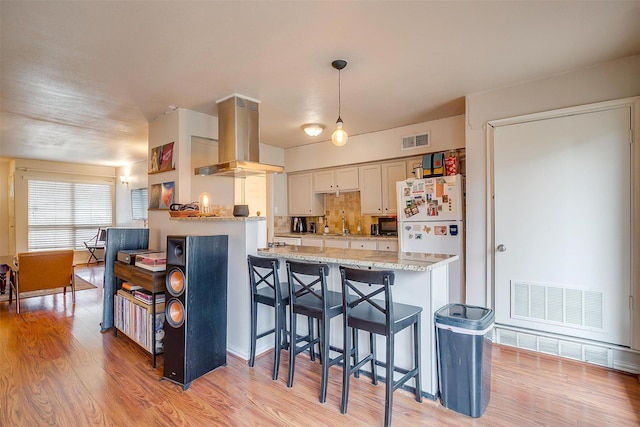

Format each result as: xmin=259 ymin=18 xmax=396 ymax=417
xmin=166 ymin=299 xmax=185 ymax=328
xmin=166 ymin=267 xmax=185 ymax=297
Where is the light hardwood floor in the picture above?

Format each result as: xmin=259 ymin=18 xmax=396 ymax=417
xmin=1 ymin=266 xmax=638 ymax=426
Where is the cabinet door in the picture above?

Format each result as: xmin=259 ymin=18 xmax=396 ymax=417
xmin=350 ymin=240 xmax=377 ymax=250
xmin=314 ymin=167 xmax=359 ymax=192
xmin=377 ymin=240 xmax=398 ymax=252
xmin=301 ymin=237 xmax=324 ymax=248
xmin=381 ymin=161 xmax=406 ymax=215
xmin=325 ymin=239 xmax=349 ymax=249
xmin=335 ymin=167 xmax=359 ymax=191
xmin=273 ymin=236 xmax=301 ymax=245
xmin=359 ymin=164 xmax=383 ymax=215
xmin=313 ymin=170 xmax=334 ymax=192
xmin=289 ymin=173 xmax=324 ymax=215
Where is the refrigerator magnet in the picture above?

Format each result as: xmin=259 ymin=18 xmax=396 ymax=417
xmin=450 ymin=225 xmax=459 ymax=235
xmin=434 ymin=226 xmax=447 ymax=235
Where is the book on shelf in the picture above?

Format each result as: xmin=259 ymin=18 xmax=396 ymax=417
xmin=133 ymin=289 xmax=165 ymax=304
xmin=121 ymin=281 xmax=142 ymax=292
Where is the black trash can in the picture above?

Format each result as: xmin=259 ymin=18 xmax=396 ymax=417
xmin=435 ymin=303 xmax=494 ymax=418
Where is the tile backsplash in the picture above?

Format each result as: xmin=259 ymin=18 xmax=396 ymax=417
xmin=275 ymin=191 xmax=392 ymax=235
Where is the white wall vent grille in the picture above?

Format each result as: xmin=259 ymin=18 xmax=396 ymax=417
xmin=518 ymin=332 xmax=537 ymax=351
xmin=559 ymin=341 xmax=583 ymax=361
xmin=584 ymin=345 xmax=609 ymax=367
xmin=496 ymin=329 xmax=517 ymax=347
xmin=538 ymin=337 xmax=559 ymax=356
xmin=401 ymin=133 xmax=430 ymax=150
xmin=495 ymin=326 xmax=613 ymax=369
xmin=511 ymin=281 xmax=604 ymax=331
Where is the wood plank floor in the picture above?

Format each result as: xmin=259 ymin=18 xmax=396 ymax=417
xmin=1 ymin=267 xmax=639 ymax=426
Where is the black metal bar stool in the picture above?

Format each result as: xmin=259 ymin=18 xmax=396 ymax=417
xmin=247 ymin=255 xmax=301 ymax=380
xmin=339 ymin=266 xmax=423 ymax=427
xmin=285 ymin=260 xmax=352 ymax=403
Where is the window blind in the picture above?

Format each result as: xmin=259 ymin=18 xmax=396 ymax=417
xmin=28 ymin=180 xmax=113 ymax=251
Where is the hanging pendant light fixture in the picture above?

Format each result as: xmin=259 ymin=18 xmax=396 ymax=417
xmin=331 ymin=59 xmax=348 ymax=147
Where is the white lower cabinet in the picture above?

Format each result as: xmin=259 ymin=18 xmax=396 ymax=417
xmin=350 ymin=240 xmax=378 ymax=250
xmin=273 ymin=236 xmax=301 ymax=245
xmin=301 ymin=237 xmax=324 ymax=248
xmin=324 ymin=239 xmax=350 ymax=249
xmin=377 ymin=240 xmax=398 ymax=252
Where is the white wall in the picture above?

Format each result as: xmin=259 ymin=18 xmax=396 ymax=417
xmin=115 ymin=159 xmax=148 ymax=227
xmin=285 ymin=115 xmax=465 ymax=173
xmin=465 ymin=54 xmax=640 ymax=307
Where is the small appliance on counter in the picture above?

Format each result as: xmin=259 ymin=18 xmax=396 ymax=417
xmin=378 ymin=217 xmax=398 ymax=236
xmin=370 ymin=224 xmax=380 ymax=236
xmin=309 ymin=222 xmax=317 ymax=233
xmin=291 ymin=216 xmax=308 ymax=233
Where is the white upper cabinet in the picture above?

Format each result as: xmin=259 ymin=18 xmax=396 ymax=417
xmin=381 ymin=161 xmax=407 ymax=215
xmin=288 ymin=172 xmax=325 ymax=216
xmin=313 ymin=167 xmax=359 ymax=193
xmin=359 ymin=164 xmax=383 ymax=215
xmin=359 ymin=161 xmax=406 ymax=215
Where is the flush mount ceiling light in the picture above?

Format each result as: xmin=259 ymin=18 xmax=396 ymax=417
xmin=302 ymin=123 xmax=325 ymax=137
xmin=331 ymin=59 xmax=348 ymax=147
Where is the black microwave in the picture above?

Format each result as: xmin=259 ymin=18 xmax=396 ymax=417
xmin=378 ymin=217 xmax=397 ymax=236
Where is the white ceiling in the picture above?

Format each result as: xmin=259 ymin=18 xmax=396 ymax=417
xmin=1 ymin=1 xmax=639 ymax=167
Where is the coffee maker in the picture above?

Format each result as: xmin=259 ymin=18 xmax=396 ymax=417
xmin=291 ymin=217 xmax=308 ymax=233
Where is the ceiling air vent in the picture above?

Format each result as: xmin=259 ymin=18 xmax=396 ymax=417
xmin=402 ymin=132 xmax=430 ymax=150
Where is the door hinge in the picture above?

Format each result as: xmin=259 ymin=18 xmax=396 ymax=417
xmin=630 ymin=295 xmax=634 ymax=311
xmin=630 ymin=129 xmax=633 ymax=144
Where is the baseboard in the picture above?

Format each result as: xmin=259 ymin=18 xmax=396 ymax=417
xmin=493 ymin=324 xmax=640 ymax=374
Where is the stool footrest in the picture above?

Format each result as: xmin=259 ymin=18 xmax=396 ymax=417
xmin=349 ymin=353 xmax=375 ymax=374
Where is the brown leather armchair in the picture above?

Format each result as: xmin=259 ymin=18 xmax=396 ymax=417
xmin=9 ymin=249 xmax=75 ymax=313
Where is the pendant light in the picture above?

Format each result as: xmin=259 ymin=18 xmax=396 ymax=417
xmin=331 ymin=59 xmax=348 ymax=147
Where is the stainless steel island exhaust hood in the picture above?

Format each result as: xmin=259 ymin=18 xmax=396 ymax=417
xmin=194 ymin=94 xmax=284 ymax=177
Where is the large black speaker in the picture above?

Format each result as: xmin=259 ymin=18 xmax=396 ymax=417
xmin=162 ymin=234 xmax=228 ymax=390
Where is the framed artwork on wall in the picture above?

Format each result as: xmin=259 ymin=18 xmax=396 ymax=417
xmin=149 ymin=181 xmax=175 ymax=209
xmin=149 ymin=142 xmax=175 ymax=174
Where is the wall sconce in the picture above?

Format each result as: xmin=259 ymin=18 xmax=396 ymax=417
xmin=301 ymin=123 xmax=325 ymax=137
xmin=119 ymin=175 xmax=129 ymax=185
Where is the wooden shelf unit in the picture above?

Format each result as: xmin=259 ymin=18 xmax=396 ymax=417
xmin=114 ymin=289 xmax=165 ymax=354
xmin=113 ymin=261 xmax=166 ymax=367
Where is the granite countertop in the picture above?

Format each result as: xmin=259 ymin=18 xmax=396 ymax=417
xmin=257 ymin=245 xmax=457 ymax=272
xmin=275 ymin=232 xmax=397 ymax=241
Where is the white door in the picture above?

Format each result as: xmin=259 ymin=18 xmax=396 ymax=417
xmin=493 ymin=106 xmax=631 ymax=346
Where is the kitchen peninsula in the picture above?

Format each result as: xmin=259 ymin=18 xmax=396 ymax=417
xmin=257 ymin=245 xmax=458 ymax=398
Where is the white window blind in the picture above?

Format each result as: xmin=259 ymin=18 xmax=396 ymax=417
xmin=131 ymin=188 xmax=148 ymax=220
xmin=28 ymin=180 xmax=113 ymax=251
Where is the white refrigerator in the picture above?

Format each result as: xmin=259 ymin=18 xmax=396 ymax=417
xmin=396 ymin=175 xmax=465 ymax=303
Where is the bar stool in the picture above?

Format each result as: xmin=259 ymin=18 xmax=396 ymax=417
xmin=339 ymin=266 xmax=423 ymax=427
xmin=247 ymin=255 xmax=303 ymax=380
xmin=285 ymin=260 xmax=349 ymax=403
